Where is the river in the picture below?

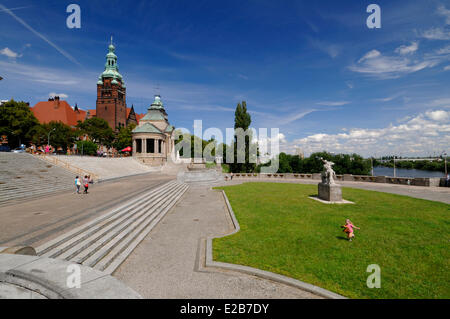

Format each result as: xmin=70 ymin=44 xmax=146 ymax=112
xmin=373 ymin=166 xmax=445 ymax=178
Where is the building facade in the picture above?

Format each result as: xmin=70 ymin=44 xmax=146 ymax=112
xmin=31 ymin=96 xmax=88 ymax=127
xmin=96 ymin=40 xmax=127 ymax=130
xmin=132 ymin=95 xmax=175 ymax=166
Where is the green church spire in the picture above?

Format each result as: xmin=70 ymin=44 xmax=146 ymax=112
xmin=98 ymin=36 xmax=123 ymax=86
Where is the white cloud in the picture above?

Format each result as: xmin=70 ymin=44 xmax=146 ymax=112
xmin=437 ymin=5 xmax=450 ymax=25
xmin=375 ymin=96 xmax=395 ymax=102
xmin=286 ymin=110 xmax=450 ymax=157
xmin=444 ymin=65 xmax=450 ymax=71
xmin=281 ymin=110 xmax=317 ymax=124
xmin=426 ymin=110 xmax=449 ymax=122
xmin=436 ymin=45 xmax=450 ymax=55
xmin=0 ymin=60 xmax=87 ymax=86
xmin=345 ymin=81 xmax=354 ymax=89
xmin=421 ymin=27 xmax=450 ymax=40
xmin=49 ymin=92 xmax=69 ymax=99
xmin=349 ymin=48 xmax=445 ymax=79
xmin=309 ymin=39 xmax=341 ymax=59
xmin=323 ymin=45 xmax=341 ymax=59
xmin=316 ymin=101 xmax=350 ymax=106
xmin=0 ymin=47 xmax=21 ymax=58
xmin=358 ymin=50 xmax=381 ymax=62
xmin=395 ymin=42 xmax=419 ymax=55
xmin=428 ymin=98 xmax=450 ymax=108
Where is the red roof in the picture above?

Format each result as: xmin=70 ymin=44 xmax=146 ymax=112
xmin=87 ymin=109 xmax=96 ymax=118
xmin=31 ymin=99 xmax=86 ymax=127
xmin=136 ymin=113 xmax=145 ymax=123
xmin=32 ymin=101 xmax=144 ymax=126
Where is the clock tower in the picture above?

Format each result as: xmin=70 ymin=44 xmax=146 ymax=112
xmin=96 ymin=38 xmax=127 ymax=130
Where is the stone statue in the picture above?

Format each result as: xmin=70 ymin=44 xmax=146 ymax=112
xmin=320 ymin=158 xmax=337 ymax=185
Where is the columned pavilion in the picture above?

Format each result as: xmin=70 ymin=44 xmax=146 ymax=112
xmin=132 ymin=95 xmax=175 ymax=166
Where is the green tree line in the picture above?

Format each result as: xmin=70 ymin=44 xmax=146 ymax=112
xmin=373 ymin=159 xmax=446 ymax=172
xmin=258 ymin=152 xmax=372 ymax=175
xmin=0 ymin=100 xmax=135 ymax=154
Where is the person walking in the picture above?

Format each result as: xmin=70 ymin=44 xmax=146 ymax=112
xmin=75 ymin=176 xmax=81 ymax=194
xmin=83 ymin=175 xmax=89 ymax=194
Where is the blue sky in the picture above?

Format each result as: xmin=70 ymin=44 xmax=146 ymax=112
xmin=0 ymin=0 xmax=449 ymax=156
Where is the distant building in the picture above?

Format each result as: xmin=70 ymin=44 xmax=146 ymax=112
xmin=30 ymin=97 xmax=143 ymax=128
xmin=296 ymin=148 xmax=305 ymax=159
xmin=31 ymin=97 xmax=88 ymax=127
xmin=132 ymin=95 xmax=175 ymax=166
xmin=95 ymin=40 xmax=128 ymax=130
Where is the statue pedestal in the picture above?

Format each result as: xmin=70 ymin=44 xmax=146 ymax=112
xmin=188 ymin=158 xmax=206 ymax=171
xmin=318 ymin=183 xmax=342 ymax=202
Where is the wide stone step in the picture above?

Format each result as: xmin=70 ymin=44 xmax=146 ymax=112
xmin=55 ymin=182 xmax=185 ymax=262
xmin=36 ymin=180 xmax=178 ymax=256
xmin=86 ymin=183 xmax=188 ymax=270
xmin=35 ymin=180 xmax=189 ymax=274
xmin=0 ymin=153 xmax=74 ymax=204
xmin=0 ymin=185 xmax=74 ymax=204
xmin=100 ymin=183 xmax=189 ymax=274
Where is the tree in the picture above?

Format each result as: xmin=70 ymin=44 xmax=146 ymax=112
xmin=174 ymin=132 xmax=216 ymax=160
xmin=261 ymin=151 xmax=372 ymax=175
xmin=278 ymin=153 xmax=293 ymax=173
xmin=113 ymin=124 xmax=136 ymax=151
xmin=231 ymin=101 xmax=256 ymax=173
xmin=76 ymin=140 xmax=98 ymax=156
xmin=32 ymin=121 xmax=76 ymax=150
xmin=76 ymin=117 xmax=114 ymax=147
xmin=0 ymin=99 xmax=40 ymax=148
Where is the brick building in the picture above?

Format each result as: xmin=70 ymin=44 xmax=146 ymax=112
xmin=96 ymin=40 xmax=128 ymax=130
xmin=31 ymin=97 xmax=88 ymax=127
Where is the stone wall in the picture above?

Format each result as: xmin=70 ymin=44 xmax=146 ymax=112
xmin=228 ymin=173 xmax=444 ymax=187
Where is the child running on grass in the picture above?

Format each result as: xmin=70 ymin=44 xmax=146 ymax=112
xmin=341 ymin=219 xmax=360 ymax=241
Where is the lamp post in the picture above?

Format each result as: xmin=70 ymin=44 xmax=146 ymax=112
xmin=48 ymin=128 xmax=56 ymax=152
xmin=442 ymin=151 xmax=448 ymax=177
xmin=370 ymin=157 xmax=374 ymax=176
xmin=393 ymin=156 xmax=396 ymax=178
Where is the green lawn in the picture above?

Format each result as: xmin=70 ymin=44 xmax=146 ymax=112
xmin=213 ymin=183 xmax=450 ymax=299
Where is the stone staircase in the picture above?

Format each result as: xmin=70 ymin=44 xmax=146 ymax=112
xmin=0 ymin=153 xmax=74 ymax=205
xmin=35 ymin=180 xmax=189 ymax=275
xmin=45 ymin=155 xmax=161 ymax=181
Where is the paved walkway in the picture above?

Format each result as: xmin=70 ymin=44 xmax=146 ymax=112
xmin=0 ymin=173 xmax=173 ymax=248
xmin=217 ymin=178 xmax=450 ymax=204
xmin=114 ymin=185 xmax=320 ymax=299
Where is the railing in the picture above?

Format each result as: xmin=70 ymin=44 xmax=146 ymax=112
xmin=227 ymin=173 xmax=442 ymax=187
xmin=36 ymin=154 xmax=99 ymax=181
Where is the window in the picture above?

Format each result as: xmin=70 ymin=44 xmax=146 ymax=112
xmin=147 ymin=139 xmax=155 ymax=154
xmin=136 ymin=139 xmax=142 ymax=153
